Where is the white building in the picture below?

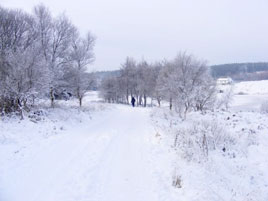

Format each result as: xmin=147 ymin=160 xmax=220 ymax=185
xmin=217 ymin=77 xmax=233 ymax=85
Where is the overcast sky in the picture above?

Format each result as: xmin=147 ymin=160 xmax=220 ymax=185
xmin=2 ymin=0 xmax=268 ymax=71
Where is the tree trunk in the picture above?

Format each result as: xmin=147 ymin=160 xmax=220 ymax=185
xmin=169 ymin=97 xmax=172 ymax=110
xmin=32 ymin=95 xmax=35 ymax=106
xmin=79 ymin=97 xmax=82 ymax=107
xmin=183 ymin=104 xmax=189 ymax=120
xmin=126 ymin=89 xmax=129 ymax=104
xmin=50 ymin=87 xmax=54 ymax=108
xmin=143 ymin=94 xmax=147 ymax=107
xmin=16 ymin=98 xmax=23 ymax=120
xmin=157 ymin=97 xmax=161 ymax=107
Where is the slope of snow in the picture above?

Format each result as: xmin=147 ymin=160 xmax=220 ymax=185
xmin=234 ymin=80 xmax=268 ymax=95
xmin=0 ymin=94 xmax=178 ymax=201
xmin=216 ymin=80 xmax=268 ymax=112
xmin=231 ymin=94 xmax=268 ymax=112
xmin=1 ymin=80 xmax=268 ymax=201
xmin=151 ymin=80 xmax=268 ymax=201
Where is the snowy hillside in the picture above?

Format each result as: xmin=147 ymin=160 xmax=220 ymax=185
xmin=1 ymin=2 xmax=268 ymax=201
xmin=1 ymin=80 xmax=268 ymax=201
xmin=234 ymin=80 xmax=268 ymax=95
xmin=0 ymin=93 xmax=176 ymax=201
xmin=217 ymin=80 xmax=268 ymax=112
xmin=150 ymin=80 xmax=268 ymax=200
xmin=152 ymin=108 xmax=268 ymax=201
xmin=232 ymin=80 xmax=268 ymax=112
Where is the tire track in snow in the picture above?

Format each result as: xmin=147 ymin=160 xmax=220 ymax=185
xmin=2 ymin=105 xmax=161 ymax=201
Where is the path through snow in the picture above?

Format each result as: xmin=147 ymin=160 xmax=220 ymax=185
xmin=0 ymin=105 xmax=167 ymax=201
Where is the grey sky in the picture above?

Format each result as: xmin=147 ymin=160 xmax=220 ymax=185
xmin=2 ymin=0 xmax=268 ymax=71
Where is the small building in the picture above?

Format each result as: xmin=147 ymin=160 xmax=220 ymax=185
xmin=217 ymin=77 xmax=233 ymax=85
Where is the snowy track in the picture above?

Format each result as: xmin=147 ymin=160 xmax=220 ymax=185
xmin=0 ymin=105 xmax=162 ymax=201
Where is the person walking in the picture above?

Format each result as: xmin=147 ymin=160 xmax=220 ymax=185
xmin=131 ymin=96 xmax=136 ymax=107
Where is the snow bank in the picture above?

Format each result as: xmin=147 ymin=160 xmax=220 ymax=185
xmin=151 ymin=107 xmax=268 ymax=201
xmin=216 ymin=80 xmax=268 ymax=112
xmin=234 ymin=80 xmax=268 ymax=95
xmin=1 ymin=88 xmax=268 ymax=201
xmin=0 ymin=92 xmax=111 ymax=201
xmin=0 ymin=92 xmax=177 ymax=201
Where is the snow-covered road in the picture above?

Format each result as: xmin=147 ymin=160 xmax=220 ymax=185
xmin=0 ymin=105 xmax=164 ymax=201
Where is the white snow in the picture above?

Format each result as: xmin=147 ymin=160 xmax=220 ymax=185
xmin=1 ymin=80 xmax=268 ymax=201
xmin=234 ymin=80 xmax=268 ymax=95
xmin=152 ymin=108 xmax=268 ymax=200
xmin=216 ymin=80 xmax=268 ymax=112
xmin=230 ymin=80 xmax=268 ymax=112
xmin=0 ymin=95 xmax=174 ymax=201
xmin=150 ymin=80 xmax=268 ymax=201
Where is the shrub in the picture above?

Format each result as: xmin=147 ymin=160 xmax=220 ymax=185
xmin=260 ymin=101 xmax=268 ymax=113
xmin=174 ymin=120 xmax=235 ymax=162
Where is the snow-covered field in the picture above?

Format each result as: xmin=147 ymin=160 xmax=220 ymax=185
xmin=231 ymin=80 xmax=268 ymax=112
xmin=151 ymin=80 xmax=268 ymax=200
xmin=1 ymin=81 xmax=268 ymax=201
xmin=234 ymin=80 xmax=268 ymax=95
xmin=217 ymin=80 xmax=268 ymax=112
xmin=152 ymin=109 xmax=268 ymax=200
xmin=0 ymin=92 xmax=175 ymax=201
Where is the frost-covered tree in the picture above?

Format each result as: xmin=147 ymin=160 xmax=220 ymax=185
xmin=149 ymin=62 xmax=162 ymax=106
xmin=100 ymin=53 xmax=215 ymax=112
xmin=194 ymin=75 xmax=216 ymax=112
xmin=119 ymin=57 xmax=137 ymax=103
xmin=0 ymin=4 xmax=96 ymax=113
xmin=136 ymin=61 xmax=159 ymax=107
xmin=173 ymin=53 xmax=215 ymax=118
xmin=156 ymin=60 xmax=177 ymax=110
xmin=0 ymin=7 xmax=48 ymax=115
xmin=156 ymin=53 xmax=216 ymax=118
xmin=34 ymin=5 xmax=76 ymax=107
xmin=65 ymin=32 xmax=95 ymax=106
xmin=99 ymin=76 xmax=119 ymax=103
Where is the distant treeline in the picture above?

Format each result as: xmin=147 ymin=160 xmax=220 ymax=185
xmin=95 ymin=62 xmax=268 ymax=84
xmin=93 ymin=70 xmax=120 ymax=89
xmin=211 ymin=62 xmax=268 ymax=80
xmin=94 ymin=70 xmax=120 ymax=81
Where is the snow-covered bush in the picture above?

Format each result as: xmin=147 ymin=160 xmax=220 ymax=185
xmin=216 ymin=85 xmax=234 ymax=110
xmin=174 ymin=120 xmax=235 ymax=162
xmin=172 ymin=174 xmax=182 ymax=188
xmin=260 ymin=101 xmax=268 ymax=113
xmin=152 ymin=105 xmax=267 ymax=200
